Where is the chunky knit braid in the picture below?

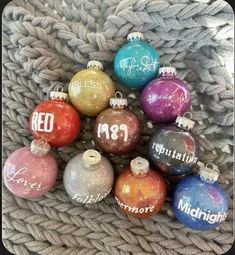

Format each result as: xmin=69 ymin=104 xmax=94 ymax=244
xmin=2 ymin=0 xmax=233 ymax=254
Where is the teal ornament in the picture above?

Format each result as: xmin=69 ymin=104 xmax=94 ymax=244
xmin=114 ymin=32 xmax=160 ymax=90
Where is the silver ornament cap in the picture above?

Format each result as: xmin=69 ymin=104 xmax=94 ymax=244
xmin=30 ymin=139 xmax=51 ymax=157
xmin=159 ymin=67 xmax=176 ymax=76
xmin=110 ymin=91 xmax=128 ymax=109
xmin=50 ymin=86 xmax=68 ymax=101
xmin=87 ymin=60 xmax=103 ymax=71
xmin=175 ymin=112 xmax=195 ymax=130
xmin=130 ymin=157 xmax=149 ymax=175
xmin=159 ymin=63 xmax=176 ymax=76
xmin=199 ymin=163 xmax=219 ymax=183
xmin=82 ymin=149 xmax=101 ymax=166
xmin=127 ymin=32 xmax=144 ymax=41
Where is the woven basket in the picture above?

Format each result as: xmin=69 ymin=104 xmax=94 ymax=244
xmin=2 ymin=0 xmax=234 ymax=254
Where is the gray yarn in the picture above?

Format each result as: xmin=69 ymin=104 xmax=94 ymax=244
xmin=2 ymin=0 xmax=233 ymax=254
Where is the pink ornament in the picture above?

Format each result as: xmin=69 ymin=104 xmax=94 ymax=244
xmin=3 ymin=139 xmax=58 ymax=199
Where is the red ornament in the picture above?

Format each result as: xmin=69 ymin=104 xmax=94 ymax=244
xmin=29 ymin=88 xmax=81 ymax=147
xmin=114 ymin=157 xmax=167 ymax=218
xmin=93 ymin=92 xmax=141 ymax=154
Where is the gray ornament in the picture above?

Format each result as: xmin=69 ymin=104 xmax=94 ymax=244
xmin=63 ymin=149 xmax=114 ymax=203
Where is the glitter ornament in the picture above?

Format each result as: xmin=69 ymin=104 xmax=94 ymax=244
xmin=93 ymin=92 xmax=142 ymax=154
xmin=3 ymin=139 xmax=58 ymax=199
xmin=68 ymin=60 xmax=115 ymax=116
xmin=140 ymin=64 xmax=191 ymax=124
xmin=114 ymin=157 xmax=167 ymax=218
xmin=63 ymin=149 xmax=114 ymax=204
xmin=148 ymin=113 xmax=199 ymax=176
xmin=29 ymin=87 xmax=80 ymax=147
xmin=172 ymin=163 xmax=228 ymax=230
xmin=114 ymin=32 xmax=160 ymax=90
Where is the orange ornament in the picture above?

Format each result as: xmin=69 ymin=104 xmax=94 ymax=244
xmin=114 ymin=157 xmax=167 ymax=218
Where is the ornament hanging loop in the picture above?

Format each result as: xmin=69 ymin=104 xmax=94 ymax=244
xmin=56 ymin=86 xmax=64 ymax=92
xmin=199 ymin=162 xmax=220 ymax=183
xmin=50 ymin=85 xmax=68 ymax=101
xmin=175 ymin=112 xmax=195 ymax=130
xmin=183 ymin=112 xmax=193 ymax=120
xmin=115 ymin=91 xmax=123 ymax=99
xmin=110 ymin=91 xmax=128 ymax=109
xmin=164 ymin=62 xmax=172 ymax=67
xmin=205 ymin=163 xmax=220 ymax=174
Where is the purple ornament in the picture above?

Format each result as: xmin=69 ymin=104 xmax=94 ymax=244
xmin=140 ymin=65 xmax=191 ymax=124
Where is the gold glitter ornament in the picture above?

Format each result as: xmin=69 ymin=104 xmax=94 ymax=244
xmin=68 ymin=60 xmax=115 ymax=116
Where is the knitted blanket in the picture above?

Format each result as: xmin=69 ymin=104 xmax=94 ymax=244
xmin=2 ymin=0 xmax=234 ymax=254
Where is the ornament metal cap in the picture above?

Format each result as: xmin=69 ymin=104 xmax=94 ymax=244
xmin=110 ymin=91 xmax=128 ymax=109
xmin=130 ymin=157 xmax=149 ymax=175
xmin=175 ymin=112 xmax=195 ymax=130
xmin=30 ymin=139 xmax=51 ymax=157
xmin=50 ymin=86 xmax=68 ymax=101
xmin=199 ymin=163 xmax=219 ymax=183
xmin=82 ymin=149 xmax=101 ymax=166
xmin=127 ymin=32 xmax=144 ymax=41
xmin=87 ymin=60 xmax=103 ymax=71
xmin=159 ymin=63 xmax=176 ymax=76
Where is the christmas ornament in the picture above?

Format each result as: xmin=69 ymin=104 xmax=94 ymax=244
xmin=114 ymin=157 xmax=167 ymax=218
xmin=29 ymin=87 xmax=80 ymax=147
xmin=68 ymin=60 xmax=115 ymax=116
xmin=3 ymin=139 xmax=58 ymax=199
xmin=172 ymin=163 xmax=228 ymax=230
xmin=114 ymin=32 xmax=160 ymax=90
xmin=148 ymin=113 xmax=199 ymax=176
xmin=93 ymin=92 xmax=141 ymax=154
xmin=140 ymin=64 xmax=191 ymax=124
xmin=63 ymin=149 xmax=114 ymax=204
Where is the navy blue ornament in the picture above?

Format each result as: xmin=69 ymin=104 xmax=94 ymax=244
xmin=114 ymin=32 xmax=160 ymax=90
xmin=172 ymin=163 xmax=228 ymax=231
xmin=147 ymin=113 xmax=199 ymax=176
